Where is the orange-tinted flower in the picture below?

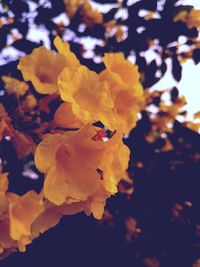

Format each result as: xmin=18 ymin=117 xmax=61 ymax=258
xmin=18 ymin=47 xmax=67 ymax=94
xmin=35 ymin=124 xmax=130 ymax=219
xmin=31 ymin=200 xmax=62 ymax=239
xmin=61 ymin=182 xmax=111 ymax=219
xmin=100 ymin=53 xmax=144 ymax=133
xmin=35 ymin=125 xmax=105 ymax=205
xmin=18 ymin=37 xmax=80 ymax=95
xmin=58 ymin=66 xmax=116 ymax=130
xmin=100 ymin=53 xmax=140 ymax=90
xmin=101 ymin=130 xmax=130 ymax=193
xmin=53 ymin=36 xmax=80 ymax=69
xmin=8 ymin=191 xmax=44 ymax=245
xmin=0 ymin=216 xmax=17 ymax=258
xmin=54 ymin=102 xmax=83 ymax=129
xmin=0 ymin=172 xmax=18 ymax=257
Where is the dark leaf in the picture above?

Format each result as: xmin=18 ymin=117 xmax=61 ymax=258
xmin=193 ymin=49 xmax=200 ymax=65
xmin=160 ymin=61 xmax=167 ymax=76
xmin=170 ymin=87 xmax=179 ymax=102
xmin=136 ymin=55 xmax=147 ymax=73
xmin=172 ymin=56 xmax=182 ymax=81
xmin=103 ymin=8 xmax=118 ymax=22
xmin=139 ymin=0 xmax=157 ymax=11
xmin=8 ymin=0 xmax=29 ymax=18
xmin=12 ymin=39 xmax=41 ymax=54
xmin=0 ymin=27 xmax=7 ymax=51
xmin=143 ymin=60 xmax=159 ymax=88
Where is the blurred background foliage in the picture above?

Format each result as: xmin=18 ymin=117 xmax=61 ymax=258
xmin=1 ymin=0 xmax=200 ymax=266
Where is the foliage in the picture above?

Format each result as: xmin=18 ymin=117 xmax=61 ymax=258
xmin=0 ymin=0 xmax=200 ymax=266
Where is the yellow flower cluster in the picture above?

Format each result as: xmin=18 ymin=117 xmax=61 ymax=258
xmin=0 ymin=36 xmax=144 ymax=256
xmin=0 ymin=171 xmax=61 ymax=256
xmin=18 ymin=36 xmax=144 ymax=134
xmin=0 ymin=125 xmax=130 ymax=255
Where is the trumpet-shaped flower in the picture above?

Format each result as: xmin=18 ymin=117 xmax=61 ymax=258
xmin=18 ymin=37 xmax=80 ymax=95
xmin=35 ymin=125 xmax=130 ymax=219
xmin=8 ymin=191 xmax=44 ymax=242
xmin=0 ymin=216 xmax=17 ymax=258
xmin=18 ymin=47 xmax=67 ymax=94
xmin=54 ymin=102 xmax=83 ymax=129
xmin=31 ymin=200 xmax=62 ymax=239
xmin=58 ymin=66 xmax=117 ymax=130
xmin=0 ymin=172 xmax=17 ymax=257
xmin=53 ymin=36 xmax=80 ymax=69
xmin=100 ymin=53 xmax=144 ymax=133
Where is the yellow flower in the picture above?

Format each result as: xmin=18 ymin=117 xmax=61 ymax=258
xmin=2 ymin=76 xmax=29 ymax=96
xmin=0 ymin=216 xmax=17 ymax=258
xmin=58 ymin=66 xmax=117 ymax=130
xmin=0 ymin=175 xmax=45 ymax=255
xmin=100 ymin=53 xmax=144 ymax=133
xmin=100 ymin=53 xmax=141 ymax=90
xmin=86 ymin=185 xmax=111 ymax=219
xmin=18 ymin=36 xmax=79 ymax=95
xmin=31 ymin=200 xmax=62 ymax=239
xmin=101 ymin=130 xmax=130 ymax=193
xmin=35 ymin=124 xmax=130 ymax=219
xmin=18 ymin=47 xmax=67 ymax=94
xmin=61 ymin=185 xmax=110 ymax=219
xmin=35 ymin=125 xmax=105 ymax=205
xmin=0 ymin=173 xmax=13 ymax=256
xmin=54 ymin=102 xmax=83 ymax=129
xmin=53 ymin=36 xmax=80 ymax=69
xmin=8 ymin=191 xmax=44 ymax=243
